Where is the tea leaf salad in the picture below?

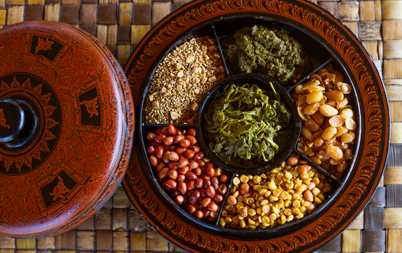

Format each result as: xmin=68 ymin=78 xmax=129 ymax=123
xmin=205 ymin=83 xmax=292 ymax=167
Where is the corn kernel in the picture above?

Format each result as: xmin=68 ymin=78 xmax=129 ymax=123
xmin=269 ymin=195 xmax=279 ymax=202
xmin=232 ymin=216 xmax=240 ymax=225
xmin=287 ymin=215 xmax=294 ymax=222
xmin=268 ymin=181 xmax=277 ymax=190
xmin=262 ymin=205 xmax=270 ymax=214
xmin=314 ymin=197 xmax=323 ymax=204
xmin=312 ymin=188 xmax=320 ymax=196
xmin=245 ymin=197 xmax=254 ymax=206
xmin=318 ymin=193 xmax=325 ymax=201
xmin=281 ymin=214 xmax=286 ymax=223
xmin=219 ymin=218 xmax=226 ymax=226
xmin=272 ymin=189 xmax=281 ymax=198
xmin=300 ymin=206 xmax=306 ymax=213
xmin=300 ymin=174 xmax=309 ymax=180
xmin=259 ymin=189 xmax=268 ymax=196
xmin=296 ymin=213 xmax=304 ymax=219
xmin=240 ymin=219 xmax=246 ymax=228
xmin=236 ymin=202 xmax=244 ymax=209
xmin=253 ymin=176 xmax=261 ymax=184
xmin=248 ymin=218 xmax=255 ymax=225
xmin=292 ymin=207 xmax=301 ymax=215
xmin=211 ymin=212 xmax=218 ymax=218
xmin=293 ymin=200 xmax=301 ymax=208
xmin=285 ymin=182 xmax=294 ymax=189
xmin=233 ymin=177 xmax=240 ymax=186
xmin=233 ymin=191 xmax=239 ymax=198
xmin=279 ymin=191 xmax=290 ymax=200
xmin=269 ymin=213 xmax=277 ymax=220
xmin=240 ymin=175 xmax=249 ymax=183
xmin=284 ymin=208 xmax=292 ymax=216
xmin=225 ymin=216 xmax=232 ymax=223
xmin=295 ymin=184 xmax=307 ymax=192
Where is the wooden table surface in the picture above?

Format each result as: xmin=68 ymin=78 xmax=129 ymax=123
xmin=0 ymin=0 xmax=401 ymax=252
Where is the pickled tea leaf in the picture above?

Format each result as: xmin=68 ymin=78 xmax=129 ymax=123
xmin=222 ymin=26 xmax=312 ymax=84
xmin=205 ymin=83 xmax=291 ymax=166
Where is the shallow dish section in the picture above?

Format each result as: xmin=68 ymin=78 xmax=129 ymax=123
xmin=123 ymin=1 xmax=388 ymax=252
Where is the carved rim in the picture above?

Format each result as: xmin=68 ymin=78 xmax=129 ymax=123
xmin=123 ymin=0 xmax=389 ymax=252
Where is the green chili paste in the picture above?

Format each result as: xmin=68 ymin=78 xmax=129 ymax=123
xmin=205 ymin=83 xmax=291 ymax=167
xmin=222 ymin=26 xmax=311 ymax=84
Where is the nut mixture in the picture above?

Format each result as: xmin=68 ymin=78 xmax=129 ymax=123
xmin=144 ymin=36 xmax=226 ymax=124
xmin=293 ymin=65 xmax=356 ymax=178
xmin=220 ymin=156 xmax=331 ymax=229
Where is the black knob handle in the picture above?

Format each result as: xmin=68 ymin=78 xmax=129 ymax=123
xmin=0 ymin=98 xmax=25 ymax=143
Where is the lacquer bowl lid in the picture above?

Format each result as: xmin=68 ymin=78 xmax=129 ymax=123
xmin=0 ymin=21 xmax=134 ymax=238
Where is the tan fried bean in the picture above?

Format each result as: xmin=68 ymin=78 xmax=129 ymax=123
xmin=303 ymin=104 xmax=319 ymax=115
xmin=345 ymin=118 xmax=357 ymax=130
xmin=341 ymin=132 xmax=356 ymax=144
xmin=319 ymin=104 xmax=338 ymax=117
xmin=322 ymin=126 xmax=337 ymax=140
xmin=304 ymin=120 xmax=320 ymax=132
xmin=306 ymin=91 xmax=324 ymax=104
xmin=329 ymin=115 xmax=346 ymax=127
xmin=325 ymin=90 xmax=344 ymax=101
xmin=325 ymin=145 xmax=343 ymax=160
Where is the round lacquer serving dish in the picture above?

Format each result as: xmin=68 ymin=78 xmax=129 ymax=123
xmin=0 ymin=21 xmax=134 ymax=238
xmin=122 ymin=0 xmax=389 ymax=252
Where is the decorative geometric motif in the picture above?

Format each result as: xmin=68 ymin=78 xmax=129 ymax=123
xmin=29 ymin=36 xmax=64 ymax=61
xmin=79 ymin=87 xmax=101 ymax=127
xmin=35 ymin=163 xmax=86 ymax=216
xmin=0 ymin=74 xmax=61 ymax=175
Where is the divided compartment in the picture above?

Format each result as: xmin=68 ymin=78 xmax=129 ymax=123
xmin=140 ymin=124 xmax=233 ymax=226
xmin=196 ymin=73 xmax=301 ymax=175
xmin=137 ymin=15 xmax=362 ymax=235
xmin=212 ymin=16 xmax=333 ymax=86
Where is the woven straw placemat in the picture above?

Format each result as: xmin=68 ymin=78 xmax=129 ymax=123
xmin=0 ymin=0 xmax=401 ymax=252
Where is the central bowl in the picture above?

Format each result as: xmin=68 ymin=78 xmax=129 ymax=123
xmin=196 ymin=73 xmax=301 ymax=175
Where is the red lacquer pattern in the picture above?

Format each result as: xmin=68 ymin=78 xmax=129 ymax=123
xmin=0 ymin=21 xmax=134 ymax=238
xmin=123 ymin=0 xmax=389 ymax=252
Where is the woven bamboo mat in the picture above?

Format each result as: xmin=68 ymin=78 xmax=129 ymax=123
xmin=0 ymin=0 xmax=401 ymax=252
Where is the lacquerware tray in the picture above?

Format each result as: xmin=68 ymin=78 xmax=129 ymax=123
xmin=122 ymin=0 xmax=390 ymax=252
